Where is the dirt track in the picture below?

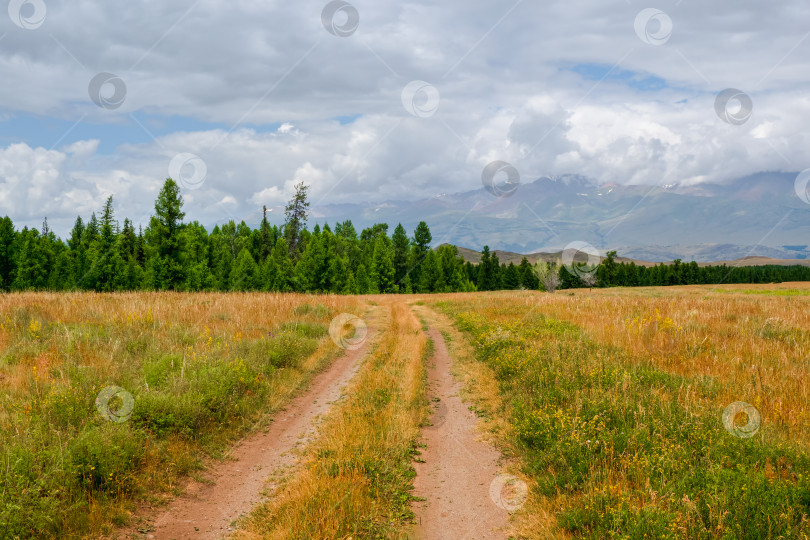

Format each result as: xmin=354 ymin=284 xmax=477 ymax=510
xmin=130 ymin=314 xmax=377 ymax=539
xmin=411 ymin=322 xmax=510 ymax=539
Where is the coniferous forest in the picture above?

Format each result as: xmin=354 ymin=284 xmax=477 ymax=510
xmin=0 ymin=178 xmax=809 ymax=293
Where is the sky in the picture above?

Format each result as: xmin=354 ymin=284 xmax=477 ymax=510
xmin=1 ymin=0 xmax=809 ymax=236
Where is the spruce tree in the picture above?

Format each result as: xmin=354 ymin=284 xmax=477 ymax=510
xmin=119 ymin=218 xmax=137 ymax=260
xmin=489 ymin=251 xmax=502 ymax=289
xmin=402 ymin=274 xmax=413 ymax=294
xmin=181 ymin=222 xmax=212 ymax=291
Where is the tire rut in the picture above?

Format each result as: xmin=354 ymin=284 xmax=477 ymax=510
xmin=411 ymin=316 xmax=511 ymax=540
xmin=128 ymin=310 xmax=380 ymax=540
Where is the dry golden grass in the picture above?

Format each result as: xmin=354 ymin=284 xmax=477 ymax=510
xmin=535 ymin=283 xmax=809 ymax=443
xmin=422 ymin=283 xmax=810 ymax=539
xmin=240 ymin=298 xmax=428 ymax=539
xmin=423 ymin=283 xmax=810 ymax=444
xmin=3 ymin=284 xmax=808 ymax=537
xmin=0 ymin=291 xmax=364 ymax=538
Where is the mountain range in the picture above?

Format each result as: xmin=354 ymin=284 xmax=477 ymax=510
xmin=269 ymin=171 xmax=810 ymax=263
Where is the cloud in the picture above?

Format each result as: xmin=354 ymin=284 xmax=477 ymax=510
xmin=0 ymin=0 xmax=809 ymax=235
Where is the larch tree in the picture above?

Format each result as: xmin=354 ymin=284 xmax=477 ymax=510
xmin=283 ymin=182 xmax=310 ymax=260
xmin=391 ymin=223 xmax=410 ymax=289
xmin=0 ymin=216 xmax=16 ymax=290
xmin=145 ymin=178 xmax=186 ymax=290
xmin=370 ymin=236 xmax=396 ymax=293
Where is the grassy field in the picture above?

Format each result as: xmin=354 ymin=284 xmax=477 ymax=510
xmin=425 ymin=282 xmax=810 ymax=539
xmin=0 ymin=292 xmax=361 ymax=537
xmin=2 ymin=284 xmax=809 ymax=539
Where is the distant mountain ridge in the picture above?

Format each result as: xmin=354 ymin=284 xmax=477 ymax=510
xmin=262 ymin=171 xmax=810 ymax=263
xmin=450 ymin=245 xmax=810 ymax=268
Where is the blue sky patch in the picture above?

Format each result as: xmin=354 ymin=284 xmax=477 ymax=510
xmin=566 ymin=63 xmax=668 ymax=92
xmin=0 ymin=111 xmax=285 ymax=153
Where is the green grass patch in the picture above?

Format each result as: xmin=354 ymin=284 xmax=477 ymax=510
xmin=435 ymin=303 xmax=810 ymax=539
xmin=0 ymin=314 xmax=329 ymax=538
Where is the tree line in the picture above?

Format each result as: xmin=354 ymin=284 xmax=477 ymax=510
xmin=532 ymin=252 xmax=810 ymax=292
xmin=1 ymin=178 xmax=808 ymax=293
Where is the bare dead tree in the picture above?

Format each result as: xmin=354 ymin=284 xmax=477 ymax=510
xmin=534 ymin=261 xmax=561 ymax=293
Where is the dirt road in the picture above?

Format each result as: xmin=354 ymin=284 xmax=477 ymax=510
xmin=131 ymin=314 xmax=378 ymax=539
xmin=411 ymin=322 xmax=511 ymax=539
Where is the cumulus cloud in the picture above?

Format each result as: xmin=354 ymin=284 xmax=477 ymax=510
xmin=0 ymin=0 xmax=808 ymax=235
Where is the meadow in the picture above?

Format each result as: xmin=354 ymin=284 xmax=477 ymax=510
xmin=427 ymin=282 xmax=810 ymax=539
xmin=0 ymin=292 xmax=361 ymax=537
xmin=1 ymin=283 xmax=809 ymax=539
